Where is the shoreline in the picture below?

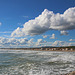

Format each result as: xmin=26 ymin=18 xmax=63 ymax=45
xmin=0 ymin=48 xmax=75 ymax=52
xmin=0 ymin=46 xmax=75 ymax=52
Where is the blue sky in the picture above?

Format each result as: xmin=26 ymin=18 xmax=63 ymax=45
xmin=0 ymin=0 xmax=75 ymax=48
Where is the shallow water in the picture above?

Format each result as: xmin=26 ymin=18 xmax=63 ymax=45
xmin=0 ymin=49 xmax=75 ymax=75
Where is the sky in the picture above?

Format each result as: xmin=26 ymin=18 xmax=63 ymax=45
xmin=0 ymin=0 xmax=75 ymax=48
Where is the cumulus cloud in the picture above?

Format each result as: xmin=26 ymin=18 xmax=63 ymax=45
xmin=0 ymin=37 xmax=28 ymax=45
xmin=0 ymin=37 xmax=48 ymax=48
xmin=36 ymin=40 xmax=75 ymax=47
xmin=52 ymin=40 xmax=75 ymax=47
xmin=42 ymin=35 xmax=49 ymax=38
xmin=36 ymin=39 xmax=47 ymax=46
xmin=69 ymin=42 xmax=75 ymax=46
xmin=50 ymin=33 xmax=56 ymax=39
xmin=28 ymin=38 xmax=34 ymax=43
xmin=0 ymin=37 xmax=75 ymax=48
xmin=0 ymin=37 xmax=31 ymax=48
xmin=37 ymin=39 xmax=47 ymax=43
xmin=60 ymin=30 xmax=68 ymax=35
xmin=11 ymin=7 xmax=75 ymax=37
xmin=69 ymin=39 xmax=75 ymax=41
xmin=11 ymin=27 xmax=25 ymax=37
xmin=52 ymin=40 xmax=70 ymax=46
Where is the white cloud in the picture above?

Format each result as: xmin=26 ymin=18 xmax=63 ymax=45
xmin=52 ymin=41 xmax=64 ymax=46
xmin=36 ymin=40 xmax=75 ymax=47
xmin=11 ymin=7 xmax=75 ymax=37
xmin=0 ymin=37 xmax=28 ymax=48
xmin=37 ymin=39 xmax=47 ymax=43
xmin=42 ymin=35 xmax=49 ymax=38
xmin=11 ymin=27 xmax=25 ymax=37
xmin=69 ymin=39 xmax=75 ymax=41
xmin=18 ymin=38 xmax=28 ymax=44
xmin=52 ymin=40 xmax=75 ymax=47
xmin=50 ymin=33 xmax=56 ymax=39
xmin=0 ymin=37 xmax=42 ymax=48
xmin=52 ymin=40 xmax=69 ymax=46
xmin=28 ymin=38 xmax=34 ymax=43
xmin=0 ymin=37 xmax=75 ymax=48
xmin=60 ymin=30 xmax=68 ymax=35
xmin=69 ymin=42 xmax=75 ymax=46
xmin=36 ymin=39 xmax=47 ymax=46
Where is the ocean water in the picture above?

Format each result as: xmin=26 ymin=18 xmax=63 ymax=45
xmin=0 ymin=49 xmax=75 ymax=75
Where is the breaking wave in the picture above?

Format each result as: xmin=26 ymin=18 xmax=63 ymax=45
xmin=0 ymin=49 xmax=75 ymax=75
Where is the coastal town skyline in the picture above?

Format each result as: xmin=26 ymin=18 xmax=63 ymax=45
xmin=0 ymin=0 xmax=75 ymax=48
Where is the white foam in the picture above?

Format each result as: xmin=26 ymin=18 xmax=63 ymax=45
xmin=0 ymin=50 xmax=75 ymax=75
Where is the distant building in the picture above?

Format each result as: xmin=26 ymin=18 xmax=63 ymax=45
xmin=70 ymin=48 xmax=73 ymax=51
xmin=65 ymin=48 xmax=68 ymax=51
xmin=41 ymin=48 xmax=45 ymax=50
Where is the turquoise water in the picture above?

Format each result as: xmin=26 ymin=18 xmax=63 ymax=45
xmin=0 ymin=49 xmax=75 ymax=75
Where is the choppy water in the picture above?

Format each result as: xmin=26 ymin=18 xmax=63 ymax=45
xmin=0 ymin=49 xmax=75 ymax=75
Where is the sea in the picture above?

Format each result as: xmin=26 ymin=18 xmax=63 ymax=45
xmin=0 ymin=49 xmax=75 ymax=75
